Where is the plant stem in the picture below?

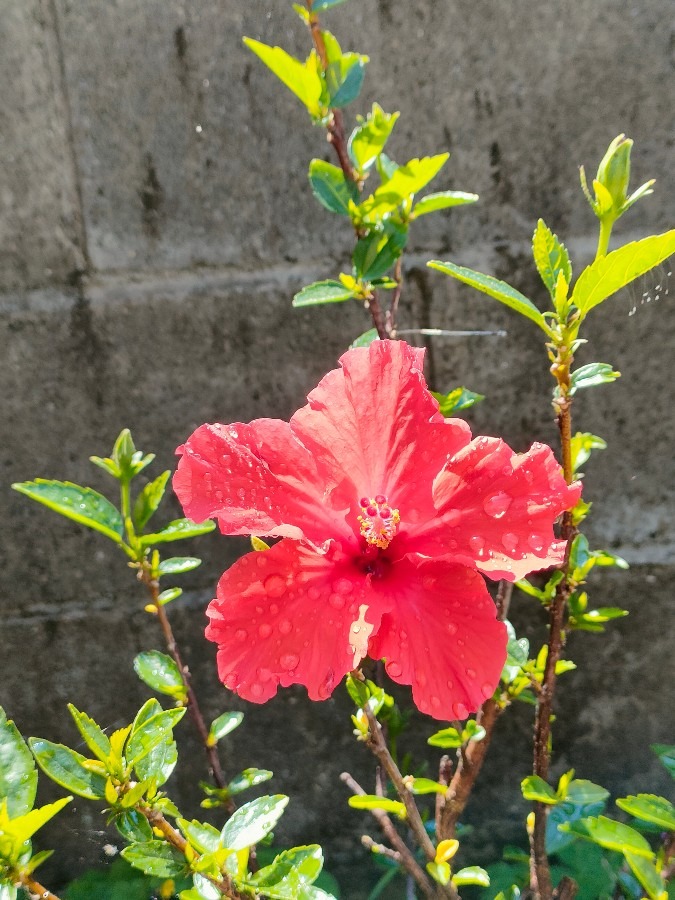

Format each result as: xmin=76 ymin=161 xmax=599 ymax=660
xmin=342 ymin=771 xmax=435 ymax=897
xmin=18 ymin=874 xmax=61 ymax=900
xmin=596 ymin=216 xmax=613 ymax=259
xmin=362 ymin=706 xmax=459 ymax=900
xmin=140 ymin=567 xmax=231 ymax=806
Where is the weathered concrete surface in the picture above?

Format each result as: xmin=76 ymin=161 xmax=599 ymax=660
xmin=1 ymin=0 xmax=674 ymax=893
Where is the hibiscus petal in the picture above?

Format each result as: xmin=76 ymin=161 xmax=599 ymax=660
xmin=291 ymin=340 xmax=470 ymax=528
xmin=403 ymin=437 xmax=581 ymax=581
xmin=173 ymin=419 xmax=352 ymax=546
xmin=368 ymin=558 xmax=507 ymax=720
xmin=205 ymin=539 xmax=387 ymax=704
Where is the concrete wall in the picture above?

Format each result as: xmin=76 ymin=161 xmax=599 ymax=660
xmin=1 ymin=1 xmax=673 ymax=894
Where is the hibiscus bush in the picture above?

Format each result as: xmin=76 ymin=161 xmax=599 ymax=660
xmin=2 ymin=2 xmax=674 ymax=900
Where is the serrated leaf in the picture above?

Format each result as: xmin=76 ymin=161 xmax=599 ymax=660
xmin=128 ymin=701 xmax=178 ymax=787
xmin=29 ymin=739 xmax=107 ymax=800
xmin=208 ymin=712 xmax=244 ymax=745
xmin=2 ymin=797 xmax=71 ymax=849
xmin=428 ymin=260 xmax=550 ymax=332
xmin=561 ymin=815 xmax=654 ymax=858
xmin=243 ymin=39 xmax=322 ymax=116
xmin=521 ymin=775 xmax=558 ymax=805
xmin=569 ymin=363 xmax=620 ymax=393
xmin=89 ymin=455 xmax=120 ymax=478
xmin=350 ymin=329 xmax=379 ymax=349
xmin=293 ymin=280 xmax=356 ymax=307
xmin=121 ymin=840 xmax=186 ymax=878
xmin=359 ymin=154 xmax=448 ymax=222
xmin=133 ymin=651 xmax=188 ymax=702
xmin=616 ymin=794 xmax=675 ymax=830
xmin=348 ymin=795 xmax=406 ymax=818
xmin=431 ymin=387 xmax=484 ymax=416
xmin=0 ymin=708 xmax=38 ymax=817
xmin=348 ymin=103 xmax=399 ymax=172
xmin=12 ymin=480 xmax=124 ymax=544
xmin=452 ymin=866 xmax=490 ymax=887
xmin=572 ymin=230 xmax=675 ymax=316
xmin=177 ymin=818 xmax=221 ymax=854
xmin=220 ymin=795 xmax=289 ymax=851
xmin=308 ymin=159 xmax=358 ymax=215
xmin=67 ymin=705 xmax=111 ymax=763
xmin=133 ymin=471 xmax=170 ymax=531
xmin=158 ymin=557 xmax=201 ymax=575
xmin=624 ymin=851 xmax=667 ymax=900
xmin=412 ymin=191 xmax=479 ymax=218
xmin=126 ymin=704 xmax=186 ymax=771
xmin=140 ymin=518 xmax=216 ymax=547
xmin=532 ymin=219 xmax=572 ymax=295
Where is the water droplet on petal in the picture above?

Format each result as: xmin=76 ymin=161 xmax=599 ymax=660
xmin=329 ymin=593 xmax=345 ymax=610
xmin=278 ymin=618 xmax=292 ymax=635
xmin=258 ymin=623 xmax=272 ymax=639
xmin=481 ymin=682 xmax=493 ymax=699
xmin=280 ymin=653 xmax=299 ymax=671
xmin=469 ymin=536 xmax=485 ymax=554
xmin=447 ymin=622 xmax=458 ymax=635
xmin=430 ymin=695 xmax=441 ymax=709
xmin=257 ymin=667 xmax=273 ymax=682
xmin=453 ymin=702 xmax=469 ymax=720
xmin=444 ymin=508 xmax=462 ymax=526
xmin=483 ymin=491 xmax=512 ymax=519
xmin=502 ymin=532 xmax=519 ymax=553
xmin=264 ymin=574 xmax=287 ymax=598
xmin=528 ymin=534 xmax=545 ymax=552
xmin=387 ymin=661 xmax=403 ymax=678
xmin=465 ymin=667 xmax=476 ymax=679
xmin=446 ymin=679 xmax=454 ymax=689
xmin=318 ymin=668 xmax=335 ymax=699
xmin=234 ymin=629 xmax=247 ymax=642
xmin=269 ymin=603 xmax=279 ymax=615
xmin=307 ymin=586 xmax=320 ymax=601
xmin=332 ymin=578 xmax=352 ymax=595
xmin=256 ymin=556 xmax=267 ymax=568
xmin=250 ymin=682 xmax=264 ymax=698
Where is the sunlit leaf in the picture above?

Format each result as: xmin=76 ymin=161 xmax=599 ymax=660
xmin=308 ymin=159 xmax=359 ymax=215
xmin=12 ymin=480 xmax=124 ymax=544
xmin=243 ymin=39 xmax=323 ymax=116
xmin=67 ymin=705 xmax=111 ymax=763
xmin=616 ymin=794 xmax=675 ymax=830
xmin=560 ymin=815 xmax=654 ymax=858
xmin=220 ymin=795 xmax=289 ymax=851
xmin=140 ymin=518 xmax=216 ymax=547
xmin=121 ymin=840 xmax=186 ymax=878
xmin=29 ymin=739 xmax=107 ymax=800
xmin=624 ymin=851 xmax=667 ymax=900
xmin=412 ymin=191 xmax=478 ymax=219
xmin=347 ymin=795 xmax=406 ymax=819
xmin=133 ymin=471 xmax=171 ymax=531
xmin=521 ymin=776 xmax=558 ymax=805
xmin=293 ymin=280 xmax=356 ymax=307
xmin=133 ymin=651 xmax=188 ymax=702
xmin=532 ymin=219 xmax=572 ymax=296
xmin=0 ymin=708 xmax=38 ymax=817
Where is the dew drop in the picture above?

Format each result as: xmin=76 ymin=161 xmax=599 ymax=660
xmin=318 ymin=668 xmax=335 ymax=699
xmin=278 ymin=618 xmax=292 ymax=635
xmin=329 ymin=593 xmax=345 ymax=609
xmin=417 ymin=671 xmax=427 ymax=687
xmin=280 ymin=653 xmax=299 ymax=671
xmin=527 ymin=534 xmax=545 ymax=552
xmin=257 ymin=667 xmax=273 ymax=682
xmin=269 ymin=603 xmax=279 ymax=615
xmin=453 ymin=702 xmax=469 ymax=720
xmin=234 ymin=629 xmax=247 ymax=642
xmin=264 ymin=574 xmax=287 ymax=598
xmin=502 ymin=532 xmax=519 ymax=553
xmin=481 ymin=682 xmax=493 ymax=699
xmin=447 ymin=622 xmax=458 ymax=635
xmin=430 ymin=695 xmax=441 ymax=709
xmin=256 ymin=556 xmax=267 ymax=569
xmin=307 ymin=586 xmax=321 ymax=601
xmin=469 ymin=535 xmax=485 ymax=554
xmin=387 ymin=661 xmax=403 ymax=678
xmin=446 ymin=679 xmax=454 ymax=689
xmin=483 ymin=491 xmax=512 ymax=519
xmin=258 ymin=623 xmax=272 ymax=639
xmin=465 ymin=667 xmax=476 ymax=679
xmin=250 ymin=682 xmax=264 ymax=698
xmin=444 ymin=508 xmax=462 ymax=526
xmin=332 ymin=577 xmax=352 ymax=595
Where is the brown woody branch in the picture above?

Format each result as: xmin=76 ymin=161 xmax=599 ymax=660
xmin=19 ymin=874 xmax=61 ymax=900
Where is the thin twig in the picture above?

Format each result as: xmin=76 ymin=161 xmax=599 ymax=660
xmin=19 ymin=874 xmax=61 ymax=900
xmin=341 ymin=771 xmax=435 ymax=898
xmin=140 ymin=569 xmax=231 ymax=806
xmin=361 ymin=833 xmax=402 ymax=863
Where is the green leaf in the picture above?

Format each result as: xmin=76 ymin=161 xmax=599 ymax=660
xmin=350 ymin=329 xmax=379 ymax=349
xmin=12 ymin=480 xmax=124 ymax=544
xmin=565 ymin=780 xmax=610 ymax=805
xmin=126 ymin=703 xmax=186 ymax=771
xmin=67 ymin=705 xmax=111 ymax=763
xmin=176 ymin=818 xmax=221 ymax=854
xmin=347 ymin=795 xmax=406 ymax=819
xmin=158 ymin=587 xmax=183 ymax=606
xmin=624 ymin=851 xmax=667 ymax=900
xmin=532 ymin=219 xmax=572 ymax=296
xmin=140 ymin=518 xmax=216 ymax=546
xmin=407 ymin=777 xmax=447 ymax=795
xmin=569 ymin=363 xmax=620 ymax=394
xmin=293 ymin=280 xmax=356 ymax=307
xmin=243 ymin=39 xmax=323 ymax=116
xmin=353 ymin=227 xmax=406 ymax=280
xmin=115 ymin=809 xmax=154 ymax=843
xmin=220 ymin=795 xmax=289 ymax=851
xmin=428 ymin=260 xmax=550 ymax=332
xmin=348 ymin=103 xmax=399 ymax=172
xmin=2 ymin=797 xmax=71 ymax=849
xmin=616 ymin=794 xmax=675 ymax=830
xmin=308 ymin=159 xmax=358 ymax=215
xmin=521 ymin=776 xmax=559 ymax=805
xmin=452 ymin=866 xmax=490 ymax=887
xmin=463 ymin=719 xmax=486 ymax=742
xmin=313 ymin=0 xmax=350 ymax=10
xmin=250 ymin=844 xmax=323 ymax=891
xmin=89 ymin=455 xmax=120 ymax=478
xmin=431 ymin=387 xmax=484 ymax=416
xmin=227 ymin=768 xmax=274 ymax=797
xmin=157 ymin=557 xmax=202 ymax=576
xmin=427 ymin=727 xmax=462 ymax=749
xmin=325 ymin=51 xmax=368 ymax=108
xmin=426 ymin=860 xmax=451 ymax=885
xmin=0 ymin=708 xmax=38 ymax=817
xmin=121 ymin=840 xmax=186 ymax=878
xmin=412 ymin=191 xmax=479 ymax=219
xmin=0 ymin=884 xmax=17 ymax=900
xmin=208 ymin=712 xmax=244 ymax=746
xmin=133 ymin=651 xmax=188 ymax=702
xmin=133 ymin=471 xmax=171 ymax=531
xmin=127 ymin=700 xmax=179 ymax=787
xmin=111 ymin=429 xmax=137 ymax=476
xmin=359 ymin=154 xmax=449 ymax=222
xmin=652 ymin=744 xmax=675 ymax=779
xmin=570 ymin=432 xmax=606 ymax=472
xmin=561 ymin=815 xmax=654 ymax=858
xmin=29 ymin=739 xmax=107 ymax=800
xmin=572 ymin=230 xmax=675 ymax=316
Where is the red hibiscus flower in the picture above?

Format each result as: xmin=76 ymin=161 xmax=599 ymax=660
xmin=173 ymin=340 xmax=580 ymax=720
